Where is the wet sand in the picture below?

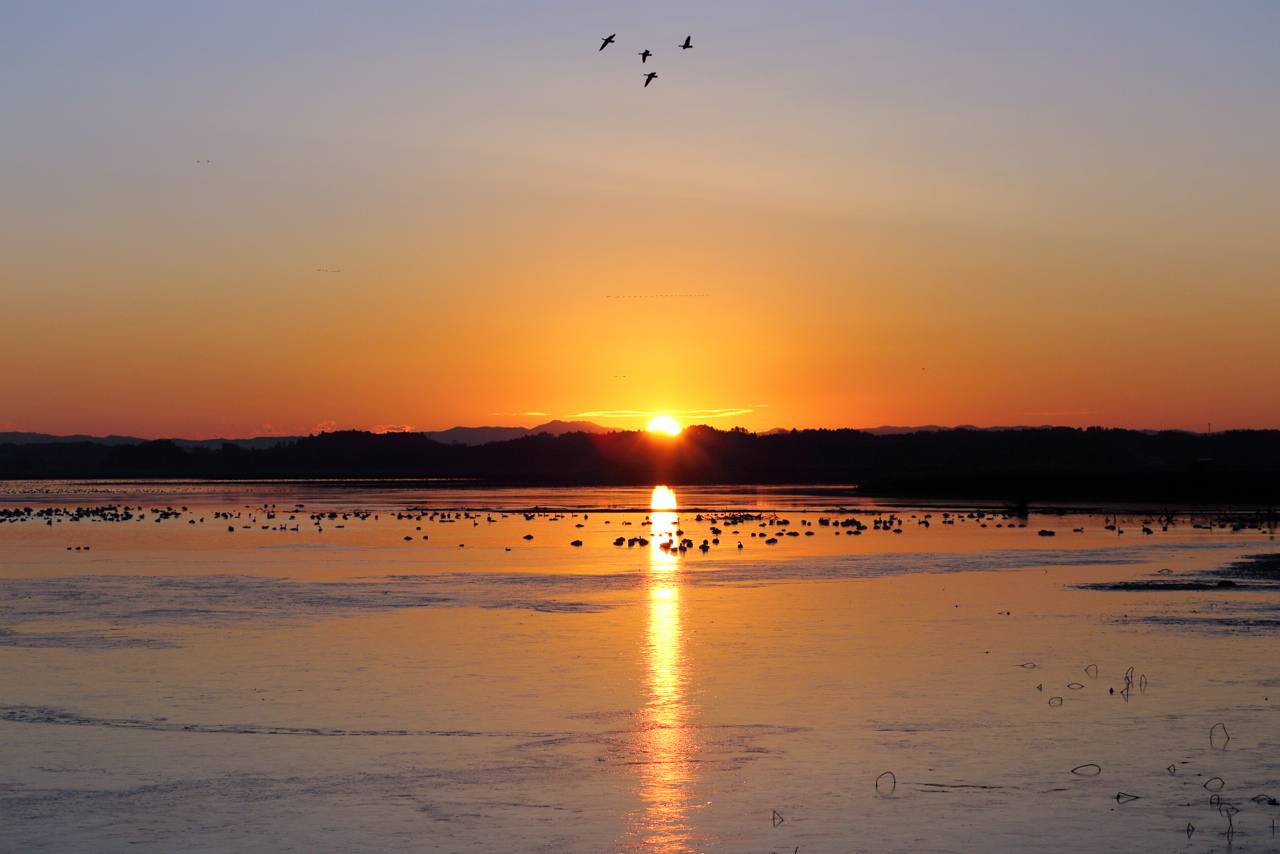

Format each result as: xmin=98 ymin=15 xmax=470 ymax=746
xmin=2 ymin=482 xmax=1278 ymax=852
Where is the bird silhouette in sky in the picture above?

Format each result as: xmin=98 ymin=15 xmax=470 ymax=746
xmin=599 ymin=33 xmax=616 ymax=51
xmin=643 ymin=71 xmax=658 ymax=88
xmin=678 ymin=35 xmax=692 ymax=50
xmin=639 ymin=49 xmax=652 ymax=63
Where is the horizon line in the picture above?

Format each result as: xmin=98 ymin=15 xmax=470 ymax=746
xmin=0 ymin=422 xmax=1264 ymax=444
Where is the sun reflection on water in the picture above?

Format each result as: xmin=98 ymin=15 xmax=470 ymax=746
xmin=629 ymin=485 xmax=695 ymax=851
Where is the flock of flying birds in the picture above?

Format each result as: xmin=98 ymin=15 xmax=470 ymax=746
xmin=598 ymin=32 xmax=693 ymax=87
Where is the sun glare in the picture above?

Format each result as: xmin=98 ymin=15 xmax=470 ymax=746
xmin=647 ymin=415 xmax=682 ymax=436
xmin=650 ymin=485 xmax=678 ymax=511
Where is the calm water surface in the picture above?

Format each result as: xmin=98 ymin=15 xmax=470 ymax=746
xmin=2 ymin=482 xmax=1278 ymax=852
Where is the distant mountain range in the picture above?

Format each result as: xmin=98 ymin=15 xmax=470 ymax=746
xmin=0 ymin=420 xmax=611 ymax=450
xmin=0 ymin=432 xmax=294 ymax=450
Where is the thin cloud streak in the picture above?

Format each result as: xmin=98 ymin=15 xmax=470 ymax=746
xmin=570 ymin=408 xmax=755 ymax=421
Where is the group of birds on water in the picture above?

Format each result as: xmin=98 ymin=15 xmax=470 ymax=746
xmin=8 ymin=503 xmax=1277 ymax=554
xmin=598 ymin=32 xmax=693 ymax=87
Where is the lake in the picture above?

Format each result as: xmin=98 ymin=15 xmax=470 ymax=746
xmin=2 ymin=482 xmax=1278 ymax=852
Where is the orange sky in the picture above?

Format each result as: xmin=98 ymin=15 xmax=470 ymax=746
xmin=2 ymin=3 xmax=1278 ymax=437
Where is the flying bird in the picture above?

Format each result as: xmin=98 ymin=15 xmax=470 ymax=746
xmin=643 ymin=71 xmax=657 ymax=88
xmin=639 ymin=49 xmax=652 ymax=63
xmin=599 ymin=33 xmax=616 ymax=51
xmin=678 ymin=35 xmax=692 ymax=50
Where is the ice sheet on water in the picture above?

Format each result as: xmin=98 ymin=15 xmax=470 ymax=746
xmin=0 ymin=627 xmax=176 ymax=649
xmin=1074 ymin=549 xmax=1280 ymax=633
xmin=0 ymin=541 xmax=1255 ymax=648
xmin=0 ymin=705 xmax=567 ymax=739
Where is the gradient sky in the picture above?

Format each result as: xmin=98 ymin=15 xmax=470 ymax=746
xmin=3 ymin=1 xmax=1278 ymax=437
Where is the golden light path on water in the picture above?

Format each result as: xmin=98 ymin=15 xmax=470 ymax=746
xmin=629 ymin=485 xmax=695 ymax=851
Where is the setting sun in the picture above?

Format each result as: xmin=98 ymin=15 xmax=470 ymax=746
xmin=647 ymin=415 xmax=682 ymax=436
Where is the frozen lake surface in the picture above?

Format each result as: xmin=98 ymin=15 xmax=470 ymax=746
xmin=2 ymin=482 xmax=1278 ymax=852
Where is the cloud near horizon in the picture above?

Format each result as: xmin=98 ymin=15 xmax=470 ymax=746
xmin=570 ymin=408 xmax=755 ymax=422
xmin=370 ymin=424 xmax=414 ymax=434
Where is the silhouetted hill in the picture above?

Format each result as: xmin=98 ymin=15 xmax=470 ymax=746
xmin=422 ymin=420 xmax=608 ymax=445
xmin=0 ymin=419 xmax=607 ymax=451
xmin=0 ymin=432 xmax=299 ymax=450
xmin=420 ymin=426 xmax=528 ymax=445
xmin=3 ymin=426 xmax=1280 ymax=502
xmin=860 ymin=424 xmax=971 ymax=435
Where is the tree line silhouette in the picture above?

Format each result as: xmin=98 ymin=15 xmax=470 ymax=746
xmin=3 ymin=426 xmax=1280 ymax=501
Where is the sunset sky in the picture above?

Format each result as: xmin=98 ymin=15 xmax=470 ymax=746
xmin=3 ymin=1 xmax=1278 ymax=437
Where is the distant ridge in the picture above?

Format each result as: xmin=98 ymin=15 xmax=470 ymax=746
xmin=857 ymin=424 xmax=1048 ymax=435
xmin=0 ymin=432 xmax=298 ymax=451
xmin=757 ymin=425 xmax=1049 ymax=437
xmin=422 ymin=420 xmax=609 ymax=446
xmin=763 ymin=425 xmax=1045 ymax=436
xmin=860 ymin=424 xmax=977 ymax=435
xmin=0 ymin=420 xmax=609 ymax=451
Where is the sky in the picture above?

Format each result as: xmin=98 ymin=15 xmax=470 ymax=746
xmin=2 ymin=0 xmax=1279 ymax=437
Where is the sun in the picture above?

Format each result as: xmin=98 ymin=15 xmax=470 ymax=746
xmin=646 ymin=415 xmax=682 ymax=436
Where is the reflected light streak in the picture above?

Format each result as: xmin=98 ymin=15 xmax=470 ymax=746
xmin=630 ymin=485 xmax=695 ymax=851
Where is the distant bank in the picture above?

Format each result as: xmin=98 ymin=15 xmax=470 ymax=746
xmin=0 ymin=419 xmax=608 ymax=450
xmin=3 ymin=426 xmax=1280 ymax=504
